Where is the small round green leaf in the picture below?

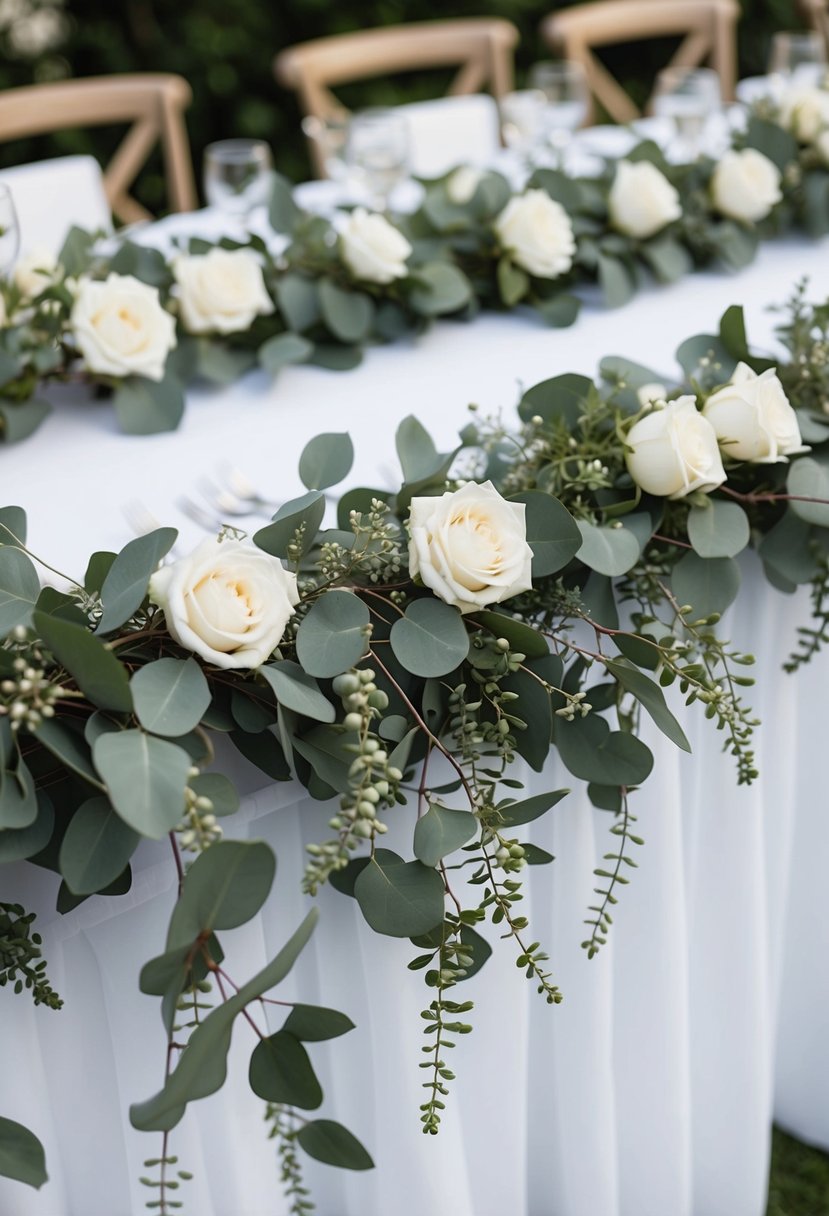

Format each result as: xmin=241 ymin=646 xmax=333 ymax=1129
xmin=0 ymin=546 xmax=39 ymax=637
xmin=413 ymin=804 xmax=477 ymax=867
xmin=282 ymin=1004 xmax=355 ymax=1042
xmin=296 ymin=1120 xmax=374 ymax=1171
xmin=249 ymin=1031 xmax=323 ymax=1109
xmin=0 ymin=1116 xmax=48 ymax=1189
xmin=58 ymin=796 xmax=140 ymax=895
xmin=576 ymin=520 xmax=641 ymax=577
xmin=299 ymin=431 xmax=355 ymax=491
xmin=93 ymin=729 xmax=191 ymax=839
xmin=672 ymin=551 xmax=741 ymax=619
xmin=788 ymin=456 xmax=829 ymax=527
xmin=509 ymin=491 xmax=582 ymax=577
xmin=390 ymin=598 xmax=469 ymax=678
xmin=687 ymin=501 xmax=750 ymax=559
xmin=354 ymin=851 xmax=445 ymax=938
xmin=296 ymin=590 xmax=370 ymax=678
xmin=131 ymin=658 xmax=211 ymax=737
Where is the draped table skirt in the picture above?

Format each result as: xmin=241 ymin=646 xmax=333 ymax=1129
xmin=1 ymin=567 xmax=826 ymax=1216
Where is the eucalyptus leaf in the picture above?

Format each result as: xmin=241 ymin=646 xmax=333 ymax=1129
xmin=319 ymin=279 xmax=374 ymax=342
xmin=58 ymin=796 xmax=140 ymax=895
xmin=131 ymin=657 xmax=211 ymax=736
xmin=0 ymin=791 xmax=53 ymax=861
xmin=296 ymin=590 xmax=370 ymax=678
xmin=497 ymin=788 xmax=569 ymax=827
xmin=672 ymin=552 xmax=741 ymax=619
xmin=253 ymin=491 xmax=326 ymax=559
xmin=113 ymin=375 xmax=185 ymax=436
xmin=390 ymin=598 xmax=469 ymax=678
xmin=413 ymin=804 xmax=477 ymax=866
xmin=93 ymin=729 xmax=191 ymax=838
xmin=509 ymin=491 xmax=582 ymax=577
xmin=299 ymin=431 xmax=354 ymax=491
xmin=576 ymin=520 xmax=640 ymax=577
xmin=0 ymin=546 xmax=40 ymax=637
xmin=687 ymin=501 xmax=750 ymax=559
xmin=605 ymin=659 xmax=691 ymax=752
xmin=33 ymin=611 xmax=132 ymax=713
xmin=259 ymin=332 xmax=313 ymax=374
xmin=259 ymin=661 xmax=335 ymax=723
xmin=0 ymin=1117 xmax=47 ymax=1189
xmin=788 ymin=456 xmax=829 ymax=527
xmin=296 ymin=1120 xmax=373 ymax=1171
xmin=354 ymin=851 xmax=445 ymax=938
xmin=282 ymin=1004 xmax=355 ymax=1042
xmin=249 ymin=1031 xmax=323 ymax=1109
xmin=167 ymin=840 xmax=277 ymax=948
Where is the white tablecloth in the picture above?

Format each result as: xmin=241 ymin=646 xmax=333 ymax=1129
xmin=0 ymin=230 xmax=827 ymax=1216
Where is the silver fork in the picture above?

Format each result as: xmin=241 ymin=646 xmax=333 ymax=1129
xmin=122 ymin=499 xmax=183 ymax=560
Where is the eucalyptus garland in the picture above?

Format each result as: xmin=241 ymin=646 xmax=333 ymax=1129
xmin=3 ymin=84 xmax=829 ymax=442
xmin=2 ymin=277 xmax=829 ymax=1208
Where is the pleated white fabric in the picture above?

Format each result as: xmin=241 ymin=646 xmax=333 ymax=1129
xmin=0 ymin=213 xmax=827 ymax=1216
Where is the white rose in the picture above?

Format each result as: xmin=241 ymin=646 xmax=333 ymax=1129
xmin=608 ymin=160 xmax=682 ymax=240
xmin=71 ymin=273 xmax=176 ymax=382
xmin=493 ymin=189 xmax=576 ymax=279
xmin=710 ymin=149 xmax=782 ymax=223
xmin=409 ymin=480 xmax=533 ymax=614
xmin=149 ymin=537 xmax=299 ymax=669
xmin=340 ymin=209 xmax=412 ymax=284
xmin=703 ymin=362 xmax=809 ymax=463
xmin=14 ymin=246 xmax=59 ymax=299
xmin=637 ymin=382 xmax=668 ymax=409
xmin=447 ymin=166 xmax=484 ymax=204
xmin=173 ymin=248 xmax=274 ymax=335
xmin=781 ymin=86 xmax=829 ymax=143
xmin=625 ymin=395 xmax=725 ymax=498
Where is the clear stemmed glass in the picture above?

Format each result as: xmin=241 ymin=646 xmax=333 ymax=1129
xmin=0 ymin=184 xmax=20 ymax=278
xmin=652 ymin=67 xmax=722 ymax=161
xmin=527 ymin=60 xmax=590 ymax=165
xmin=301 ymin=114 xmax=350 ymax=182
xmin=346 ymin=109 xmax=410 ymax=211
xmin=769 ymin=31 xmax=827 ymax=88
xmin=203 ymin=139 xmax=274 ymax=217
xmin=499 ymin=89 xmax=547 ymax=169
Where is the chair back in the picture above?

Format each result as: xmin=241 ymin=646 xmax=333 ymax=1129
xmin=0 ymin=155 xmax=111 ymax=254
xmin=0 ymin=74 xmax=197 ymax=224
xmin=541 ymin=0 xmax=739 ymax=125
xmin=800 ymin=0 xmax=829 ymax=51
xmin=275 ymin=19 xmax=519 ymax=176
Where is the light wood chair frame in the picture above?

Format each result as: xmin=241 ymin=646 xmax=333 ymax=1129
xmin=0 ymin=74 xmax=197 ymax=224
xmin=541 ymin=0 xmax=740 ymax=126
xmin=274 ymin=18 xmax=519 ymax=177
xmin=799 ymin=0 xmax=829 ymax=52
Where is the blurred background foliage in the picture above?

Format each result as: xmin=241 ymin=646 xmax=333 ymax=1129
xmin=0 ymin=0 xmax=808 ymax=210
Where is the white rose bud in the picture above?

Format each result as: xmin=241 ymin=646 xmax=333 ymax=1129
xmin=781 ymin=85 xmax=829 ymax=143
xmin=71 ymin=273 xmax=176 ymax=382
xmin=173 ymin=248 xmax=274 ymax=335
xmin=637 ymin=382 xmax=668 ymax=409
xmin=493 ymin=189 xmax=576 ymax=279
xmin=625 ymin=395 xmax=726 ymax=498
xmin=703 ymin=362 xmax=809 ymax=463
xmin=14 ymin=246 xmax=59 ymax=299
xmin=608 ymin=160 xmax=682 ymax=240
xmin=710 ymin=149 xmax=782 ymax=223
xmin=447 ymin=166 xmax=484 ymax=204
xmin=149 ymin=537 xmax=299 ymax=669
xmin=340 ymin=209 xmax=412 ymax=284
xmin=409 ymin=480 xmax=533 ymax=613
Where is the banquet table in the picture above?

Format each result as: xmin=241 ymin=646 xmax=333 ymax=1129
xmin=0 ymin=215 xmax=827 ymax=1216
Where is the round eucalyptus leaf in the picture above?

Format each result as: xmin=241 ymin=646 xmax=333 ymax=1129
xmin=672 ymin=551 xmax=741 ymax=619
xmin=788 ymin=456 xmax=829 ymax=527
xmin=298 ymin=431 xmax=355 ymax=491
xmin=509 ymin=491 xmax=582 ymax=577
xmin=131 ymin=657 xmax=211 ymax=737
xmin=687 ymin=501 xmax=750 ymax=558
xmin=296 ymin=590 xmax=370 ymax=678
xmin=93 ymin=729 xmax=192 ymax=839
xmin=0 ymin=546 xmax=39 ymax=637
xmin=58 ymin=796 xmax=140 ymax=895
xmin=166 ymin=839 xmax=277 ymax=948
xmin=576 ymin=520 xmax=641 ymax=577
xmin=296 ymin=1120 xmax=374 ymax=1171
xmin=354 ymin=851 xmax=445 ymax=937
xmin=282 ymin=1004 xmax=355 ymax=1042
xmin=390 ymin=598 xmax=469 ymax=677
xmin=0 ymin=1117 xmax=47 ymax=1190
xmin=413 ymin=804 xmax=477 ymax=867
xmin=249 ymin=1031 xmax=323 ymax=1109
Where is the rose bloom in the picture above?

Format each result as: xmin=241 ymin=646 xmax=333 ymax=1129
xmin=493 ymin=189 xmax=576 ymax=279
xmin=781 ymin=85 xmax=829 ymax=143
xmin=608 ymin=160 xmax=682 ymax=240
xmin=447 ymin=166 xmax=484 ymax=205
xmin=71 ymin=273 xmax=176 ymax=382
xmin=173 ymin=248 xmax=274 ymax=335
xmin=710 ymin=149 xmax=782 ymax=223
xmin=340 ymin=209 xmax=412 ymax=284
xmin=703 ymin=362 xmax=809 ymax=463
xmin=149 ymin=537 xmax=299 ymax=669
xmin=409 ymin=481 xmax=533 ymax=614
xmin=14 ymin=246 xmax=59 ymax=299
xmin=625 ymin=395 xmax=726 ymax=498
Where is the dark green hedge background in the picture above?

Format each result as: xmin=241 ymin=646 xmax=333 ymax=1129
xmin=0 ymin=0 xmax=805 ymax=210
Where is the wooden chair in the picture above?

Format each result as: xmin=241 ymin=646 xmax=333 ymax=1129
xmin=540 ymin=0 xmax=740 ymax=126
xmin=0 ymin=74 xmax=197 ymax=224
xmin=274 ymin=19 xmax=519 ymax=177
xmin=800 ymin=0 xmax=829 ymax=51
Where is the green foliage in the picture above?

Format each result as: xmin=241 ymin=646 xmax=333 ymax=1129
xmin=0 ymin=1116 xmax=47 ymax=1190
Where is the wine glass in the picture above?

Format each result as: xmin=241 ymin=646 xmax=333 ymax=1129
xmin=301 ymin=113 xmax=350 ymax=182
xmin=769 ymin=31 xmax=827 ymax=88
xmin=0 ymin=184 xmax=20 ymax=278
xmin=346 ymin=109 xmax=410 ymax=211
xmin=499 ymin=89 xmax=547 ymax=164
xmin=527 ymin=60 xmax=589 ymax=164
xmin=203 ymin=140 xmax=274 ymax=216
xmin=652 ymin=67 xmax=722 ymax=160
